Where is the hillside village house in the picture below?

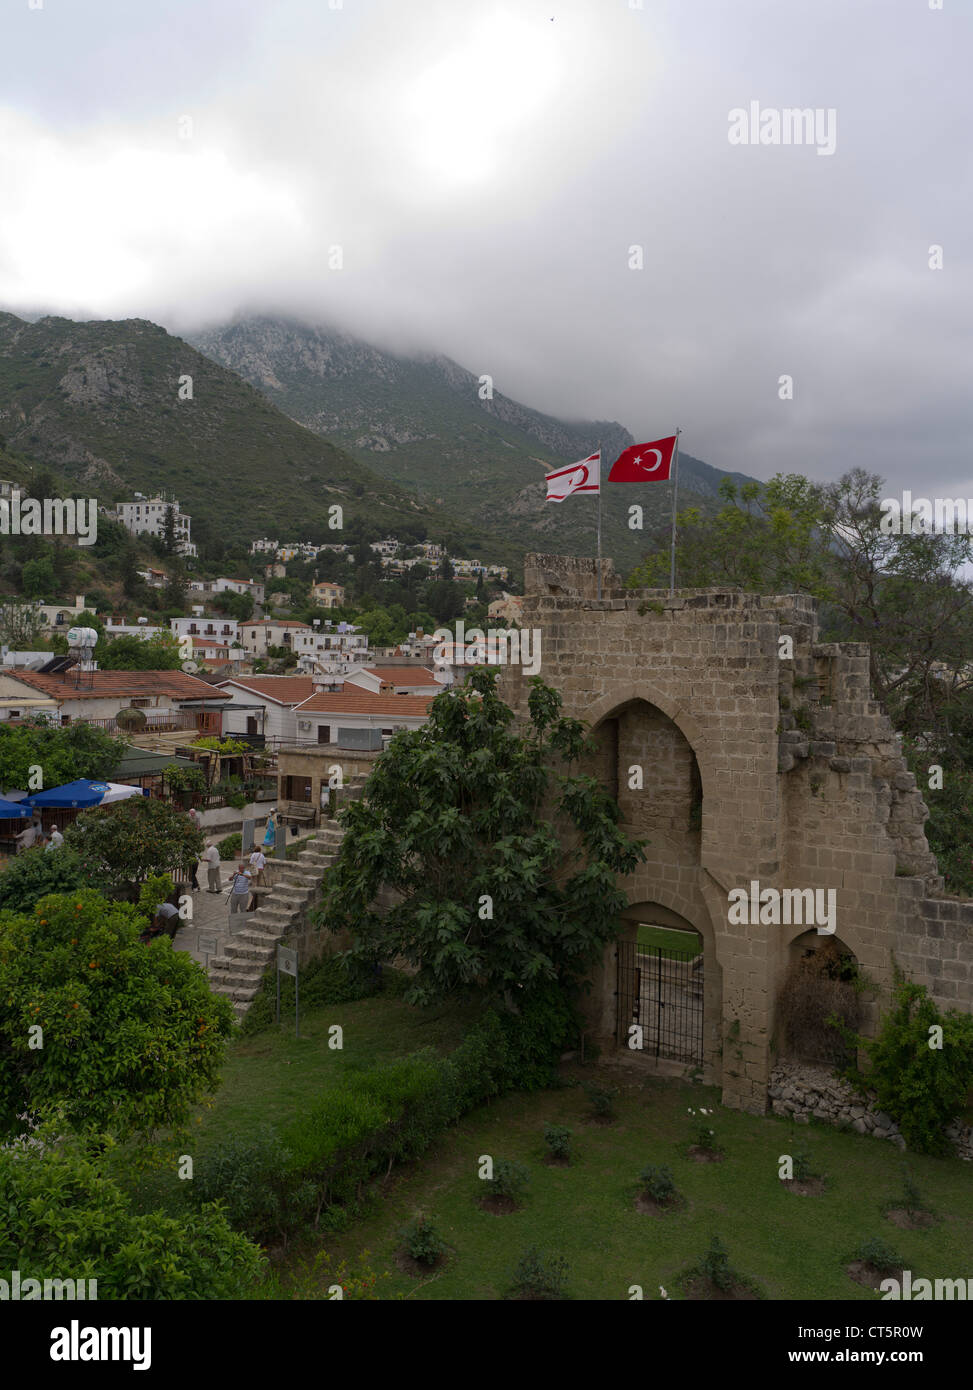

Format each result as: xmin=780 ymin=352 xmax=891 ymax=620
xmin=310 ymin=580 xmax=344 ymax=608
xmin=0 ymin=669 xmax=228 ymax=733
xmin=216 ymin=675 xmax=318 ymax=743
xmin=290 ymin=688 xmax=434 ymax=748
xmin=115 ymin=496 xmax=197 ymax=558
xmin=104 ymin=616 xmax=164 ymax=639
xmin=189 ymin=577 xmax=266 ymax=606
xmin=239 ymin=619 xmax=312 ymax=659
xmin=137 ymin=567 xmax=168 ymax=589
xmin=343 ymin=666 xmax=445 ymax=696
xmin=35 ymin=595 xmax=90 ymax=633
xmin=170 ymin=615 xmax=240 ymax=645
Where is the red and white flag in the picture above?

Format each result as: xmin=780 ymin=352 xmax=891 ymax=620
xmin=608 ymin=435 xmax=677 ymax=482
xmin=545 ymin=452 xmax=601 ymax=502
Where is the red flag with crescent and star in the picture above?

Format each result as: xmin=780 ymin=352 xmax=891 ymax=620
xmin=607 ymin=435 xmax=677 ymax=482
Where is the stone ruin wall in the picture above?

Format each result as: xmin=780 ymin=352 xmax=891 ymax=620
xmin=499 ymin=554 xmax=973 ymax=1116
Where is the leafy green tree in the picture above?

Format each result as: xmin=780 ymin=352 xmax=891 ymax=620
xmin=163 ymin=566 xmax=187 ymax=612
xmin=211 ymin=589 xmax=254 ymax=621
xmin=0 ymin=720 xmax=124 ymax=789
xmin=0 ymin=889 xmax=233 ymax=1141
xmin=63 ymin=796 xmax=204 ymax=897
xmin=0 ymin=1134 xmax=262 ymax=1298
xmin=838 ymin=976 xmax=973 ymax=1155
xmin=21 ymin=553 xmax=56 ymax=599
xmin=424 ymin=579 xmax=465 ymax=623
xmin=163 ymin=504 xmax=177 ymax=555
xmin=316 ymin=670 xmax=646 ymax=1007
xmin=98 ymin=630 xmax=182 ymax=670
xmin=0 ymin=846 xmax=97 ymax=914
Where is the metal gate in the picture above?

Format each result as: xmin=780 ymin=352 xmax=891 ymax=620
xmin=616 ymin=939 xmax=704 ymax=1064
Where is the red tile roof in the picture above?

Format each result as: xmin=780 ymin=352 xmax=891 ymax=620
xmin=218 ymin=676 xmax=316 ymax=705
xmin=294 ymin=691 xmax=435 ymax=716
xmin=8 ymin=670 xmax=229 ymax=702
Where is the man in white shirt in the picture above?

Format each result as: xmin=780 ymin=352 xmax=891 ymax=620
xmin=44 ymin=826 xmax=64 ymax=852
xmin=16 ymin=820 xmax=37 ymax=853
xmin=248 ymin=848 xmax=266 ymax=885
xmin=203 ymin=842 xmax=222 ymax=893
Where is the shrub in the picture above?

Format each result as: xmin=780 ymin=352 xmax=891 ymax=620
xmin=0 ymin=845 xmax=97 ymax=914
xmin=639 ymin=1163 xmax=679 ymax=1204
xmin=792 ymin=1148 xmax=815 ymax=1182
xmin=217 ymin=833 xmax=242 ymax=860
xmin=854 ymin=1237 xmax=903 ymax=1273
xmin=691 ymin=1124 xmax=723 ymax=1154
xmin=509 ymin=1245 xmax=568 ymax=1299
xmin=837 ymin=976 xmax=973 ymax=1155
xmin=899 ymin=1167 xmax=927 ymax=1215
xmin=399 ymin=1215 xmax=447 ymax=1267
xmin=483 ymin=1159 xmax=530 ymax=1201
xmin=543 ymin=1124 xmax=572 ymax=1161
xmin=584 ymin=1083 xmax=618 ymax=1117
xmin=0 ymin=1134 xmax=262 ymax=1299
xmin=190 ymin=1129 xmax=306 ymax=1243
xmin=699 ymin=1234 xmax=736 ymax=1291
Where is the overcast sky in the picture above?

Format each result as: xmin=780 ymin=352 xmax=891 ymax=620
xmin=1 ymin=0 xmax=970 ymax=492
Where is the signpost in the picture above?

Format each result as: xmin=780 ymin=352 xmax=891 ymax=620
xmin=276 ymin=945 xmax=300 ymax=1037
xmin=197 ymin=933 xmax=219 ymax=969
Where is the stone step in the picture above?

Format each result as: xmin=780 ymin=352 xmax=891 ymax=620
xmin=230 ymin=930 xmax=284 ymax=952
xmin=211 ymin=981 xmax=260 ymax=1003
xmin=210 ymin=965 xmax=265 ymax=989
xmin=209 ymin=955 xmax=265 ymax=978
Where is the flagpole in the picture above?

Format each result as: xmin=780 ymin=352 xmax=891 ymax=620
xmin=596 ymin=443 xmax=602 ymax=601
xmin=668 ymin=428 xmax=681 ymax=595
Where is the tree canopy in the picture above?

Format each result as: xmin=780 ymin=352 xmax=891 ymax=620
xmin=63 ymin=796 xmax=204 ymax=897
xmin=316 ymin=669 xmax=646 ymax=1007
xmin=0 ymin=719 xmax=124 ymax=790
xmin=98 ymin=630 xmax=183 ymax=670
xmin=0 ymin=888 xmax=234 ymax=1142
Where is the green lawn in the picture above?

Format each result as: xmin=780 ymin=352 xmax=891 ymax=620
xmin=291 ymin=1065 xmax=973 ymax=1301
xmin=116 ymin=988 xmax=475 ymax=1214
xmin=636 ymin=923 xmax=701 ymax=954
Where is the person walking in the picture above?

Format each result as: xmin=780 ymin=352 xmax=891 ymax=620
xmin=203 ymin=842 xmax=222 ymax=893
xmin=227 ymin=864 xmax=252 ymax=926
xmin=262 ymin=808 xmax=278 ymax=849
xmin=248 ymin=847 xmax=266 ymax=886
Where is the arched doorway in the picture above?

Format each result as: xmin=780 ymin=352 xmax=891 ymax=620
xmin=616 ymin=904 xmax=704 ymax=1064
xmin=776 ymin=931 xmax=864 ymax=1067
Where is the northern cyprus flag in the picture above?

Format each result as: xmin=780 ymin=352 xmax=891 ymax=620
xmin=545 ymin=452 xmax=601 ymax=502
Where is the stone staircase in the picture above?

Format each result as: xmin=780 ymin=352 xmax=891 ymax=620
xmin=207 ymin=777 xmax=365 ymax=1021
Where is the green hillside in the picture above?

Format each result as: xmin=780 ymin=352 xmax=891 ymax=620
xmin=0 ymin=312 xmax=515 ymax=565
xmin=190 ymin=316 xmax=759 ymax=574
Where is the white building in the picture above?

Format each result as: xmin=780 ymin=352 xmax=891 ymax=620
xmin=292 ymin=687 xmax=434 ymax=747
xmin=170 ymin=615 xmax=240 ymax=645
xmin=35 ymin=595 xmax=90 ymax=632
xmin=0 ymin=668 xmax=228 ymax=729
xmin=343 ymin=666 xmax=445 ymax=697
xmin=215 ymin=675 xmax=319 ymax=743
xmin=114 ymin=496 xmax=197 ymax=557
xmin=249 ymin=538 xmax=279 ymax=554
xmin=103 ymin=616 xmax=164 ymax=639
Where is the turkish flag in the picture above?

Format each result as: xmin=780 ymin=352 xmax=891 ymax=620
xmin=608 ymin=435 xmax=677 ymax=482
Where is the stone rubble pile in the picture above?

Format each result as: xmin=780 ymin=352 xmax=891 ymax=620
xmin=769 ymin=1061 xmax=973 ymax=1161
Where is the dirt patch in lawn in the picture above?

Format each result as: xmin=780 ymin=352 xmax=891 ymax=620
xmin=393 ymin=1247 xmax=449 ymax=1278
xmin=688 ymin=1145 xmax=724 ymax=1163
xmin=682 ymin=1276 xmax=758 ymax=1301
xmin=886 ymin=1208 xmax=936 ymax=1230
xmin=543 ymin=1154 xmax=572 ymax=1168
xmin=635 ymin=1191 xmax=687 ymax=1216
xmin=584 ymin=1115 xmax=616 ymax=1127
xmin=847 ymin=1260 xmax=904 ymax=1290
xmin=478 ymin=1194 xmax=523 ymax=1215
xmin=781 ymin=1177 xmax=826 ymax=1196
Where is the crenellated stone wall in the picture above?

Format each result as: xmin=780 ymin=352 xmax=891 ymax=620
xmin=500 ymin=555 xmax=973 ymax=1117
